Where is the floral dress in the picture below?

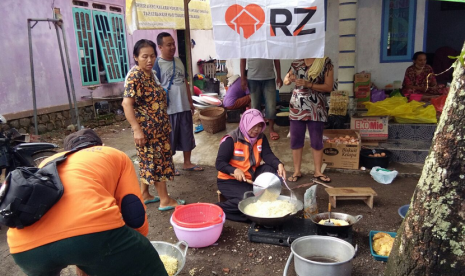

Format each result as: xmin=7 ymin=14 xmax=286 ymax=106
xmin=124 ymin=66 xmax=174 ymax=184
xmin=289 ymin=58 xmax=333 ymax=122
xmin=402 ymin=64 xmax=439 ymax=95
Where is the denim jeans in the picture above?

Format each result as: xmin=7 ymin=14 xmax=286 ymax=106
xmin=248 ymin=79 xmax=277 ymax=120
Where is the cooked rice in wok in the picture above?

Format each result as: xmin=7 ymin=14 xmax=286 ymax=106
xmin=244 ymin=199 xmax=296 ymax=217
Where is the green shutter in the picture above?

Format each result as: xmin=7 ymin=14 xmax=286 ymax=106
xmin=92 ymin=11 xmax=124 ymax=83
xmin=72 ymin=7 xmax=100 ymax=85
xmin=109 ymin=13 xmax=130 ymax=78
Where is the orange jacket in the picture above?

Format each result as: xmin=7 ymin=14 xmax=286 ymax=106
xmin=7 ymin=146 xmax=148 ymax=254
xmin=217 ymin=128 xmax=263 ymax=181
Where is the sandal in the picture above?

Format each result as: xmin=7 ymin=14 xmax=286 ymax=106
xmin=270 ymin=131 xmax=280 ymax=140
xmin=174 ymin=169 xmax=181 ymax=176
xmin=288 ymin=174 xmax=302 ymax=182
xmin=194 ymin=125 xmax=204 ymax=133
xmin=314 ymin=175 xmax=331 ymax=183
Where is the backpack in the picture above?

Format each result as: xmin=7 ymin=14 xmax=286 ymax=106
xmin=0 ymin=145 xmax=90 ymax=229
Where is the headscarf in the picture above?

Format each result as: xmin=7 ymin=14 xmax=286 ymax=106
xmin=63 ymin=128 xmax=103 ymax=151
xmin=239 ymin=109 xmax=266 ymax=146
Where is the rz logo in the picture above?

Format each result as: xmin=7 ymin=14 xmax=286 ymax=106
xmin=270 ymin=7 xmax=317 ymax=36
xmin=225 ymin=5 xmax=317 ymax=39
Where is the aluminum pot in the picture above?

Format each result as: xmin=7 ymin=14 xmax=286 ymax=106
xmin=283 ymin=236 xmax=357 ymax=276
xmin=238 ymin=191 xmax=303 ymax=227
xmin=310 ymin=212 xmax=363 ymax=237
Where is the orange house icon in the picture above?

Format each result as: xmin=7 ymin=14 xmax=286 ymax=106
xmin=225 ymin=4 xmax=265 ymax=39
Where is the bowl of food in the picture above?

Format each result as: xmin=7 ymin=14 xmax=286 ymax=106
xmin=151 ymin=240 xmax=188 ymax=276
xmin=275 ymin=112 xmax=290 ymax=126
xmin=369 ymin=231 xmax=396 ymax=261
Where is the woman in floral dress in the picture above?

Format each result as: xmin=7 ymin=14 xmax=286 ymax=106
xmin=122 ymin=39 xmax=184 ymax=211
xmin=402 ymin=51 xmax=440 ymax=101
xmin=283 ymin=57 xmax=334 ymax=183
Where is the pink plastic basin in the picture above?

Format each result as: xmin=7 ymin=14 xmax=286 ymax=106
xmin=409 ymin=94 xmax=423 ymax=102
xmin=170 ymin=214 xmax=225 ymax=248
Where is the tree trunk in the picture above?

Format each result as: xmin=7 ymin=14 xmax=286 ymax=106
xmin=385 ymin=43 xmax=465 ymax=275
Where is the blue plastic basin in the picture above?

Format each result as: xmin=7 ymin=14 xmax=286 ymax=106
xmin=398 ymin=204 xmax=410 ymax=219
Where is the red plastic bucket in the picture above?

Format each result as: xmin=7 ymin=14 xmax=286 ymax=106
xmin=172 ymin=203 xmax=224 ymax=228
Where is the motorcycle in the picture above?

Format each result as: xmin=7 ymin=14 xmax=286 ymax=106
xmin=0 ymin=114 xmax=58 ymax=177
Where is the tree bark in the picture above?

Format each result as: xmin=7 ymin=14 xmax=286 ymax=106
xmin=385 ymin=43 xmax=465 ymax=275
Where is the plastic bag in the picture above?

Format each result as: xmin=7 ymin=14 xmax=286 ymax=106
xmin=431 ymin=95 xmax=447 ymax=113
xmin=390 ymin=89 xmax=402 ymax=97
xmin=219 ymin=82 xmax=226 ymax=99
xmin=370 ymin=166 xmax=398 ymax=184
xmin=364 ymin=97 xmax=408 ymax=116
xmin=365 ymin=97 xmax=437 ymax=124
xmin=371 ymin=88 xmax=386 ymax=103
xmin=394 ymin=104 xmax=437 ymax=124
xmin=303 ymin=185 xmax=318 ymax=219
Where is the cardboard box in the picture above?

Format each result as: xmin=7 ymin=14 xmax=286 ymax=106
xmin=322 ymin=130 xmax=361 ymax=170
xmin=350 ymin=114 xmax=389 ymax=141
xmin=354 ymin=73 xmax=371 ymax=109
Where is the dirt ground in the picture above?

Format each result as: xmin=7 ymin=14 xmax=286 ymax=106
xmin=0 ymin=122 xmax=420 ymax=276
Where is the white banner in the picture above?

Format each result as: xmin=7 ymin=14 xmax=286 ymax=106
xmin=210 ymin=0 xmax=325 ymax=59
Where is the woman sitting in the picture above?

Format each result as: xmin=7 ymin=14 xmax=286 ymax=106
xmin=402 ymin=51 xmax=441 ymax=100
xmin=215 ymin=109 xmax=286 ymax=222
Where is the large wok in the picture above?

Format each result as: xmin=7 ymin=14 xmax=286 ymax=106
xmin=310 ymin=212 xmax=362 ymax=237
xmin=238 ymin=191 xmax=303 ymax=227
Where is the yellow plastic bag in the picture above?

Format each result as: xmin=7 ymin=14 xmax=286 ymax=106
xmin=364 ymin=97 xmax=408 ymax=116
xmin=364 ymin=97 xmax=437 ymax=124
xmin=394 ymin=104 xmax=437 ymax=124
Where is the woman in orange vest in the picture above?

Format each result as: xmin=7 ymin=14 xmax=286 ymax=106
xmin=216 ymin=109 xmax=286 ymax=222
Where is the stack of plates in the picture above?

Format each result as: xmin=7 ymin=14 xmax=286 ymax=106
xmin=192 ymin=95 xmax=222 ymax=109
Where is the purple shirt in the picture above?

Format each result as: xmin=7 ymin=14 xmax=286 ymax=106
xmin=223 ymin=79 xmax=249 ymax=108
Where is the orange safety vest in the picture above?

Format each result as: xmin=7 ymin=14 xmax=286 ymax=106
xmin=218 ymin=128 xmax=263 ymax=181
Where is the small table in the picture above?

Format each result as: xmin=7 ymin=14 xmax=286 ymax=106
xmin=325 ymin=187 xmax=377 ymax=209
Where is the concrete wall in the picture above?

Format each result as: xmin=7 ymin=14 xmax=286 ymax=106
xmin=0 ymin=0 xmax=177 ymax=119
xmin=191 ymin=30 xmax=217 ymax=75
xmin=356 ymin=0 xmax=426 ymax=88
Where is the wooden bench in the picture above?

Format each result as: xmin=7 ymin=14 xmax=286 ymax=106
xmin=217 ymin=190 xmax=226 ymax=202
xmin=325 ymin=187 xmax=377 ymax=209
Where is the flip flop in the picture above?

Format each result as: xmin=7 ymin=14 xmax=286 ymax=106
xmin=174 ymin=169 xmax=181 ymax=176
xmin=158 ymin=199 xmax=186 ymax=211
xmin=314 ymin=175 xmax=331 ymax=183
xmin=183 ymin=165 xmax=204 ymax=171
xmin=144 ymin=196 xmax=160 ymax=205
xmin=288 ymin=174 xmax=302 ymax=182
xmin=270 ymin=132 xmax=280 ymax=140
xmin=194 ymin=125 xmax=204 ymax=133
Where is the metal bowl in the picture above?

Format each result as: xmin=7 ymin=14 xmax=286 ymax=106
xmin=151 ymin=241 xmax=188 ymax=276
xmin=252 ymin=172 xmax=282 ymax=200
xmin=238 ymin=191 xmax=303 ymax=227
xmin=310 ymin=212 xmax=363 ymax=237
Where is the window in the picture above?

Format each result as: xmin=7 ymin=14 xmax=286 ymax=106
xmin=72 ymin=7 xmax=129 ymax=85
xmin=380 ymin=0 xmax=417 ymax=63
